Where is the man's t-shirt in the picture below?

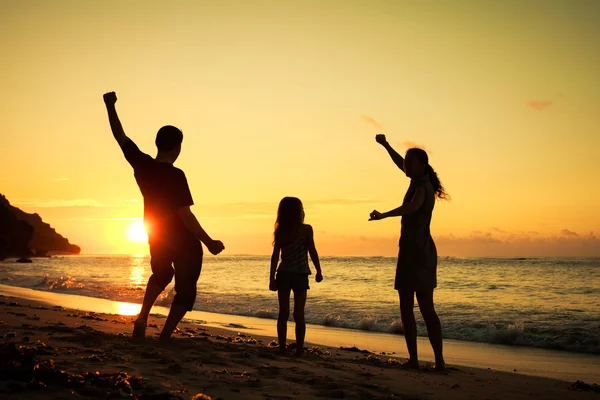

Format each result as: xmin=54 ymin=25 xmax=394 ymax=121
xmin=122 ymin=139 xmax=197 ymax=250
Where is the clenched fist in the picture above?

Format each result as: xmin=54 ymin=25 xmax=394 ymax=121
xmin=103 ymin=92 xmax=117 ymax=106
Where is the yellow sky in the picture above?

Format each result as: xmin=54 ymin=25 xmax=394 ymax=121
xmin=1 ymin=1 xmax=599 ymax=256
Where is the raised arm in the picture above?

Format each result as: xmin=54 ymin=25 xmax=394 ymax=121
xmin=178 ymin=206 xmax=224 ymax=255
xmin=369 ymin=186 xmax=425 ymax=220
xmin=103 ymin=92 xmax=129 ymax=147
xmin=376 ymin=134 xmax=405 ymax=172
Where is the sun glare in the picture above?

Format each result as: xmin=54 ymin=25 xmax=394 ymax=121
xmin=115 ymin=302 xmax=142 ymax=316
xmin=126 ymin=221 xmax=148 ymax=243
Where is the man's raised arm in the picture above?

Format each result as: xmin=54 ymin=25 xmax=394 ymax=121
xmin=103 ymin=91 xmax=129 ymax=147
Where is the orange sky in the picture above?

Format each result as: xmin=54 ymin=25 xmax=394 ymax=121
xmin=1 ymin=1 xmax=599 ymax=256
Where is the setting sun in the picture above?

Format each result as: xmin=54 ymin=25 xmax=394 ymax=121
xmin=126 ymin=220 xmax=148 ymax=243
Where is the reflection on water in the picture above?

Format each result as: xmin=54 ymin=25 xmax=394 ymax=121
xmin=129 ymin=266 xmax=145 ymax=287
xmin=115 ymin=301 xmax=141 ymax=316
xmin=128 ymin=256 xmax=148 ymax=287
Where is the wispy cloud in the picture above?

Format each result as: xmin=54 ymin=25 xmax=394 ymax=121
xmin=12 ymin=199 xmax=105 ymax=208
xmin=435 ymin=229 xmax=598 ymax=257
xmin=560 ymin=229 xmax=578 ymax=237
xmin=256 ymin=229 xmax=599 ymax=256
xmin=54 ymin=217 xmax=142 ymax=222
xmin=526 ymin=101 xmax=553 ymax=111
xmin=360 ymin=115 xmax=384 ymax=130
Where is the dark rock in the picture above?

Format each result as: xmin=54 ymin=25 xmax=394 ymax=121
xmin=0 ymin=194 xmax=81 ymax=257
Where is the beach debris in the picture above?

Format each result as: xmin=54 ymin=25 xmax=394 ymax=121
xmin=82 ymin=313 xmax=108 ymax=321
xmin=191 ymin=394 xmax=213 ymax=400
xmin=5 ymin=331 xmax=16 ymax=338
xmin=212 ymin=369 xmax=229 ymax=374
xmin=339 ymin=346 xmax=370 ymax=353
xmin=8 ymin=311 xmax=27 ymax=317
xmin=0 ymin=341 xmax=157 ymax=398
xmin=227 ymin=323 xmax=247 ymax=329
xmin=570 ymin=380 xmax=600 ymax=393
xmin=267 ymin=340 xmax=279 ymax=348
xmin=306 ymin=346 xmax=330 ymax=357
xmin=82 ymin=355 xmax=103 ymax=362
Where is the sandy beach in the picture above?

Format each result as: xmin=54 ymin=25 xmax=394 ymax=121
xmin=1 ymin=294 xmax=598 ymax=400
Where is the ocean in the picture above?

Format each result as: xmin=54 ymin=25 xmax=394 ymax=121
xmin=1 ymin=255 xmax=599 ymax=355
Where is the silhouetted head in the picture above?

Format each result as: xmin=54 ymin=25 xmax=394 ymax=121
xmin=155 ymin=125 xmax=183 ymax=162
xmin=274 ymin=197 xmax=305 ymax=245
xmin=405 ymin=148 xmax=449 ymax=200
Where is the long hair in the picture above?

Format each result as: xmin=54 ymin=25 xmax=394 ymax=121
xmin=274 ymin=197 xmax=304 ymax=245
xmin=406 ymin=148 xmax=449 ymax=200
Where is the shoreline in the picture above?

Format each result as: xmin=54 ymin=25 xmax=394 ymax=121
xmin=1 ymin=283 xmax=599 ymax=384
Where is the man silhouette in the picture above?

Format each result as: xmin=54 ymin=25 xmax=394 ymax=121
xmin=103 ymin=91 xmax=224 ymax=341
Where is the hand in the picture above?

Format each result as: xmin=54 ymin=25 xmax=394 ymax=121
xmin=269 ymin=278 xmax=277 ymax=291
xmin=103 ymin=91 xmax=117 ymax=106
xmin=375 ymin=134 xmax=388 ymax=146
xmin=315 ymin=271 xmax=323 ymax=283
xmin=369 ymin=210 xmax=384 ymax=221
xmin=207 ymin=239 xmax=225 ymax=255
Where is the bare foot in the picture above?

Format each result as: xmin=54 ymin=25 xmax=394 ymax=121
xmin=433 ymin=360 xmax=446 ymax=371
xmin=132 ymin=319 xmax=146 ymax=339
xmin=279 ymin=346 xmax=287 ymax=356
xmin=400 ymin=359 xmax=420 ymax=369
xmin=158 ymin=334 xmax=172 ymax=345
xmin=295 ymin=348 xmax=304 ymax=358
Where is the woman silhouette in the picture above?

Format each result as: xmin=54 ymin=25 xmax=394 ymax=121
xmin=369 ymin=134 xmax=448 ymax=370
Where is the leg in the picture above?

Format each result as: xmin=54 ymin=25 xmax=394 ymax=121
xmin=416 ymin=290 xmax=445 ymax=370
xmin=136 ymin=281 xmax=165 ymax=324
xmin=399 ymin=290 xmax=419 ymax=368
xmin=277 ymin=281 xmax=292 ymax=355
xmin=159 ymin=303 xmax=188 ymax=342
xmin=292 ymin=289 xmax=307 ymax=356
xmin=134 ymin=252 xmax=174 ymax=338
xmin=159 ymin=250 xmax=202 ymax=341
